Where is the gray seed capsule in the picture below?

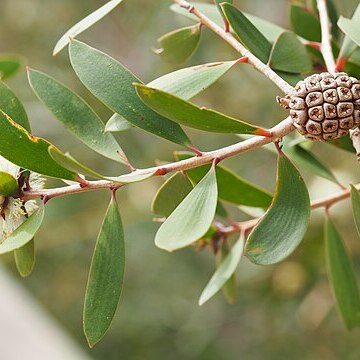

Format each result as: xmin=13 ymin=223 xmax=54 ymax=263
xmin=278 ymin=72 xmax=360 ymax=141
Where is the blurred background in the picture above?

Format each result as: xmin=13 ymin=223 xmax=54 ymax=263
xmin=1 ymin=0 xmax=360 ymax=358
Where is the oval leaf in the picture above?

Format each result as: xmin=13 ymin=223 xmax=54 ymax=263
xmin=28 ymin=69 xmax=127 ymax=164
xmin=325 ymin=216 xmax=360 ymax=329
xmin=155 ymin=165 xmax=218 ymax=252
xmin=0 ymin=171 xmax=18 ymax=197
xmin=69 ymin=40 xmax=190 ymax=147
xmin=246 ymin=152 xmax=310 ymax=265
xmin=221 ymin=3 xmax=272 ymax=63
xmin=217 ymin=242 xmax=237 ymax=304
xmin=269 ymin=32 xmax=312 ymax=74
xmin=0 ymin=110 xmax=77 ymax=181
xmin=151 ymin=172 xmax=193 ymax=217
xmin=53 ymin=0 xmax=124 ymax=55
xmin=0 ymin=55 xmax=22 ymax=80
xmin=338 ymin=15 xmax=360 ymax=48
xmin=337 ymin=4 xmax=360 ymax=63
xmin=14 ymin=240 xmax=35 ymax=278
xmin=105 ymin=113 xmax=134 ymax=132
xmin=328 ymin=134 xmax=355 ymax=153
xmin=84 ymin=196 xmax=125 ymax=347
xmin=285 ymin=144 xmax=341 ymax=185
xmin=199 ymin=233 xmax=244 ymax=306
xmin=135 ymin=84 xmax=268 ymax=135
xmin=290 ymin=5 xmax=321 ymax=42
xmin=49 ymin=146 xmax=156 ymax=184
xmin=350 ymin=185 xmax=360 ymax=238
xmin=147 ymin=60 xmax=237 ymax=101
xmin=175 ymin=152 xmax=272 ymax=208
xmin=0 ymin=205 xmax=44 ymax=254
xmin=155 ymin=25 xmax=201 ymax=65
xmin=0 ymin=81 xmax=30 ymax=131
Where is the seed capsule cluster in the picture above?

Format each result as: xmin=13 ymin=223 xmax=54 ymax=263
xmin=286 ymin=72 xmax=360 ymax=141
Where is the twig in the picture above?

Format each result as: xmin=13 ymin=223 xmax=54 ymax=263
xmin=311 ymin=182 xmax=360 ymax=209
xmin=317 ymin=0 xmax=336 ymax=73
xmin=172 ymin=0 xmax=293 ymax=94
xmin=22 ymin=2 xmax=359 ymax=217
xmin=238 ymin=183 xmax=360 ymax=233
xmin=22 ymin=117 xmax=295 ymax=201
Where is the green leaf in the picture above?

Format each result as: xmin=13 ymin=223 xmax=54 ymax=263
xmin=0 ymin=55 xmax=22 ymax=80
xmin=338 ymin=15 xmax=360 ymax=48
xmin=28 ymin=69 xmax=127 ymax=164
xmin=49 ymin=146 xmax=156 ymax=183
xmin=238 ymin=205 xmax=265 ymax=218
xmin=325 ymin=216 xmax=360 ymax=329
xmin=84 ymin=196 xmax=125 ymax=347
xmin=155 ymin=25 xmax=201 ymax=65
xmin=350 ymin=185 xmax=360 ymax=238
xmin=155 ymin=165 xmax=218 ymax=252
xmin=338 ymin=4 xmax=360 ymax=61
xmin=147 ymin=60 xmax=237 ymax=101
xmin=0 ymin=110 xmax=78 ymax=181
xmin=246 ymin=152 xmax=310 ymax=265
xmin=53 ymin=0 xmax=124 ymax=55
xmin=285 ymin=144 xmax=341 ymax=185
xmin=269 ymin=32 xmax=312 ymax=74
xmin=328 ymin=134 xmax=355 ymax=153
xmin=14 ymin=240 xmax=35 ymax=278
xmin=221 ymin=3 xmax=272 ymax=63
xmin=151 ymin=172 xmax=193 ymax=217
xmin=69 ymin=40 xmax=190 ymax=147
xmin=0 ymin=205 xmax=44 ymax=254
xmin=0 ymin=171 xmax=18 ymax=197
xmin=214 ymin=0 xmax=233 ymax=26
xmin=199 ymin=233 xmax=244 ymax=306
xmin=105 ymin=113 xmax=133 ymax=132
xmin=215 ymin=201 xmax=228 ymax=219
xmin=326 ymin=0 xmax=340 ymax=40
xmin=170 ymin=2 xmax=285 ymax=43
xmin=275 ymin=71 xmax=304 ymax=86
xmin=214 ymin=0 xmax=232 ymax=5
xmin=217 ymin=242 xmax=237 ymax=304
xmin=290 ymin=5 xmax=321 ymax=42
xmin=0 ymin=81 xmax=30 ymax=131
xmin=135 ymin=84 xmax=268 ymax=135
xmin=175 ymin=152 xmax=272 ymax=208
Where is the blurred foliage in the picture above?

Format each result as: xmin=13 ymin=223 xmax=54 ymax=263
xmin=1 ymin=0 xmax=360 ymax=358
